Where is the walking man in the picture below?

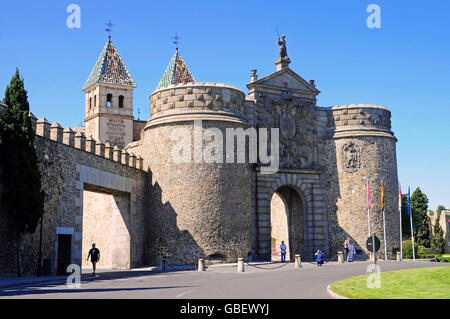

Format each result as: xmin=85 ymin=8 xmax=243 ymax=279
xmin=280 ymin=241 xmax=287 ymax=263
xmin=87 ymin=243 xmax=100 ymax=275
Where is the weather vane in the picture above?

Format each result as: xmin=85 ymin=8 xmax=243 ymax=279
xmin=172 ymin=33 xmax=181 ymax=50
xmin=105 ymin=20 xmax=115 ymax=39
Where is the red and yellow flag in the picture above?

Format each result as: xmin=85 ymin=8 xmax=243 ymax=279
xmin=381 ymin=182 xmax=385 ymax=211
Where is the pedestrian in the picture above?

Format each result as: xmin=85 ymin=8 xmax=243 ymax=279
xmin=87 ymin=243 xmax=100 ymax=275
xmin=347 ymin=240 xmax=355 ymax=262
xmin=315 ymin=250 xmax=324 ymax=266
xmin=280 ymin=241 xmax=287 ymax=262
xmin=343 ymin=237 xmax=350 ymax=262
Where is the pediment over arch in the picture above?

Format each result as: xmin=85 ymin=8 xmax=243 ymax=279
xmin=247 ymin=67 xmax=320 ymax=96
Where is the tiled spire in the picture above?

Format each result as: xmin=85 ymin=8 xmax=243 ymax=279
xmin=83 ymin=38 xmax=136 ymax=91
xmin=156 ymin=49 xmax=195 ymax=90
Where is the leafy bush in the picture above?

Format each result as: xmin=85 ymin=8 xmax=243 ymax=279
xmin=418 ymin=254 xmax=438 ymax=259
xmin=418 ymin=246 xmax=435 ymax=255
xmin=436 ymin=256 xmax=450 ymax=262
xmin=402 ymin=240 xmax=418 ymax=259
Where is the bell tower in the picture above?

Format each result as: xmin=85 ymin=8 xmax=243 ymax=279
xmin=82 ymin=36 xmax=136 ymax=149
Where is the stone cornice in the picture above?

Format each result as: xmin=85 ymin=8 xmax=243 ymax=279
xmin=144 ymin=109 xmax=249 ymax=129
xmin=256 ymin=167 xmax=322 ymax=175
xmin=248 ymin=84 xmax=319 ymax=97
xmin=84 ymin=113 xmax=134 ymax=122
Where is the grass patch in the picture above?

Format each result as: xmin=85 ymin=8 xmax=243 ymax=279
xmin=330 ymin=266 xmax=450 ymax=299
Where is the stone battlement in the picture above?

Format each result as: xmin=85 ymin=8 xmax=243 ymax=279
xmin=31 ymin=115 xmax=144 ymax=170
xmin=329 ymin=104 xmax=391 ymax=129
xmin=327 ymin=104 xmax=394 ymax=140
xmin=149 ymin=82 xmax=248 ymax=127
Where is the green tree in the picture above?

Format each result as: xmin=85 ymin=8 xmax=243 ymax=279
xmin=401 ymin=194 xmax=410 ymax=238
xmin=436 ymin=205 xmax=446 ymax=214
xmin=401 ymin=189 xmax=431 ymax=247
xmin=431 ymin=211 xmax=445 ymax=254
xmin=0 ymin=69 xmax=43 ymax=276
xmin=410 ymin=188 xmax=430 ymax=247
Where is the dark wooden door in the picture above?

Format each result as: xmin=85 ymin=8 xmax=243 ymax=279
xmin=57 ymin=234 xmax=72 ymax=275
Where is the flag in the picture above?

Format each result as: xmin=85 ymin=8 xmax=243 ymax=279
xmin=368 ymin=183 xmax=371 ymax=210
xmin=408 ymin=186 xmax=411 ymax=215
xmin=381 ymin=182 xmax=384 ymax=211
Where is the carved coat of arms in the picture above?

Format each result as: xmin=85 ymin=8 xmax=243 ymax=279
xmin=255 ymin=92 xmax=316 ymax=168
xmin=342 ymin=141 xmax=361 ymax=173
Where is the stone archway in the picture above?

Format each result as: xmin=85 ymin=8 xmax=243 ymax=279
xmin=270 ymin=185 xmax=305 ymax=261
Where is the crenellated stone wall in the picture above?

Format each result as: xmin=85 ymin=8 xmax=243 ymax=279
xmin=0 ymin=113 xmax=147 ymax=275
xmin=150 ymin=82 xmax=247 ymax=110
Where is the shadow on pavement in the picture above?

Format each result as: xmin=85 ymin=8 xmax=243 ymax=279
xmin=0 ymin=285 xmax=192 ymax=297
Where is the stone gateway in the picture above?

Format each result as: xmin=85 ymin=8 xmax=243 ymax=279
xmin=0 ymin=35 xmax=400 ymax=275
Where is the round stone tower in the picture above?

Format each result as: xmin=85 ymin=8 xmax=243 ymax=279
xmin=141 ymin=82 xmax=252 ymax=265
xmin=325 ymin=104 xmax=400 ymax=260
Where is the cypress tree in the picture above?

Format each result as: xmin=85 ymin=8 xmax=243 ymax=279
xmin=410 ymin=188 xmax=430 ymax=247
xmin=0 ymin=69 xmax=43 ymax=276
xmin=431 ymin=211 xmax=445 ymax=254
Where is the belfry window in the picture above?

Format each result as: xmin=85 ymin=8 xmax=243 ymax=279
xmin=89 ymin=97 xmax=92 ymax=109
xmin=119 ymin=95 xmax=124 ymax=108
xmin=107 ymin=94 xmax=113 ymax=107
xmin=94 ymin=95 xmax=97 ymax=107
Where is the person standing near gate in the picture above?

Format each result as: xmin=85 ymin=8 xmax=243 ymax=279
xmin=280 ymin=241 xmax=287 ymax=262
xmin=347 ymin=240 xmax=356 ymax=262
xmin=87 ymin=243 xmax=100 ymax=275
xmin=343 ymin=237 xmax=351 ymax=262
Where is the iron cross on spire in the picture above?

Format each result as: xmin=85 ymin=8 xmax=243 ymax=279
xmin=172 ymin=33 xmax=182 ymax=50
xmin=105 ymin=20 xmax=115 ymax=39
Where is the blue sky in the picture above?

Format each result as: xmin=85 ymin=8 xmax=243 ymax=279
xmin=0 ymin=0 xmax=449 ymax=210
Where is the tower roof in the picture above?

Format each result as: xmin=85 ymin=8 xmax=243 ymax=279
xmin=156 ymin=49 xmax=195 ymax=90
xmin=83 ymin=38 xmax=136 ymax=91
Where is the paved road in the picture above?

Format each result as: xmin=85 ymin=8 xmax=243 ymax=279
xmin=0 ymin=261 xmax=447 ymax=299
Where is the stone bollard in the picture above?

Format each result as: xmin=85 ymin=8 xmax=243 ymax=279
xmin=198 ymin=259 xmax=205 ymax=272
xmin=295 ymin=254 xmax=302 ymax=268
xmin=338 ymin=251 xmax=344 ymax=264
xmin=397 ymin=251 xmax=402 ymax=262
xmin=237 ymin=258 xmax=244 ymax=272
xmin=160 ymin=258 xmax=167 ymax=272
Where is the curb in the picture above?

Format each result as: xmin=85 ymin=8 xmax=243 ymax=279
xmin=326 ymin=284 xmax=349 ymax=299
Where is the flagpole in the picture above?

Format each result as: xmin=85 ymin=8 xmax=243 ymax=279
xmin=410 ymin=213 xmax=415 ymax=260
xmin=367 ymin=179 xmax=373 ymax=261
xmin=383 ymin=208 xmax=387 ymax=261
xmin=382 ymin=181 xmax=387 ymax=261
xmin=399 ymin=184 xmax=403 ymax=260
xmin=408 ymin=186 xmax=415 ymax=261
xmin=367 ymin=179 xmax=371 ymax=237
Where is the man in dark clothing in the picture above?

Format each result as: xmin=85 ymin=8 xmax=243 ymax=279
xmin=87 ymin=243 xmax=100 ymax=275
xmin=280 ymin=241 xmax=287 ymax=263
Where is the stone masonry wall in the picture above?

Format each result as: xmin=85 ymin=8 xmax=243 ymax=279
xmin=0 ymin=115 xmax=146 ymax=275
xmin=141 ymin=121 xmax=252 ymax=265
xmin=325 ymin=104 xmax=400 ymax=260
xmin=142 ymin=83 xmax=252 ymax=265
